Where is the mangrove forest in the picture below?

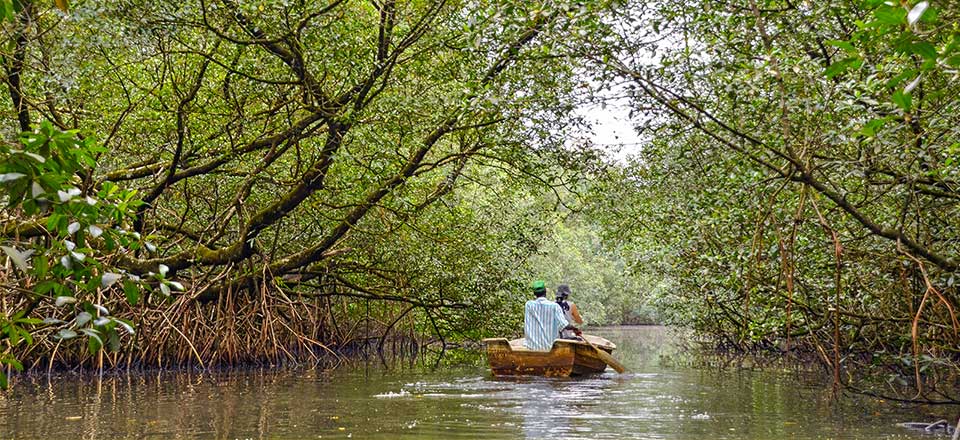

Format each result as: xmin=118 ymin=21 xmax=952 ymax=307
xmin=0 ymin=0 xmax=959 ymax=411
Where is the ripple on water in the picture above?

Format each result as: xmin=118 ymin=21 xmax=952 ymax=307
xmin=0 ymin=327 xmax=951 ymax=440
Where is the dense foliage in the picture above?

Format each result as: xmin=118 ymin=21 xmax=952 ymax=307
xmin=1 ymin=0 xmax=956 ymax=405
xmin=589 ymin=0 xmax=960 ymax=401
xmin=0 ymin=0 xmax=623 ymax=378
xmin=527 ymin=214 xmax=661 ymax=325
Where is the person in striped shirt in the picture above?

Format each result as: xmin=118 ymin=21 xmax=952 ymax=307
xmin=523 ymin=280 xmax=581 ymax=351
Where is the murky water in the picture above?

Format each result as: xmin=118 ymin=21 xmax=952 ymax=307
xmin=0 ymin=326 xmax=954 ymax=439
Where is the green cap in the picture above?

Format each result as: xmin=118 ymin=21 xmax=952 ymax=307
xmin=531 ymin=280 xmax=546 ymax=291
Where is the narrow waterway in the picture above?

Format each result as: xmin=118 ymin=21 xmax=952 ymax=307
xmin=0 ymin=326 xmax=953 ymax=439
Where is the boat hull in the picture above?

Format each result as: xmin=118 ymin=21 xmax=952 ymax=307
xmin=482 ymin=335 xmax=617 ymax=377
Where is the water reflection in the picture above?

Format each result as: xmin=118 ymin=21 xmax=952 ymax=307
xmin=0 ymin=326 xmax=951 ymax=439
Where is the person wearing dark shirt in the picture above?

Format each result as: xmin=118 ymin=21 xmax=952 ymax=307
xmin=556 ymin=284 xmax=583 ymax=339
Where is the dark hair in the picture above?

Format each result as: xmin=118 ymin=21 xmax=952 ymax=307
xmin=533 ymin=288 xmax=546 ymax=297
xmin=556 ymin=284 xmax=571 ymax=298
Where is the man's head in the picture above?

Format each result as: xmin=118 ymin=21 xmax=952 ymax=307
xmin=532 ymin=280 xmax=546 ymax=297
xmin=557 ymin=284 xmax=571 ymax=299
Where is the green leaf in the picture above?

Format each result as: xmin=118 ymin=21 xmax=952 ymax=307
xmin=21 ymin=132 xmax=47 ymax=149
xmin=8 ymin=327 xmax=19 ymax=346
xmin=860 ymin=118 xmax=887 ymax=137
xmin=825 ymin=40 xmax=857 ymax=55
xmin=909 ymin=41 xmax=938 ymax=60
xmin=81 ymin=327 xmax=104 ymax=354
xmin=45 ymin=213 xmax=62 ymax=232
xmin=22 ymin=199 xmax=37 ymax=216
xmin=107 ymin=330 xmax=120 ymax=352
xmin=874 ymin=6 xmax=906 ymax=25
xmin=17 ymin=327 xmax=32 ymax=345
xmin=34 ymin=255 xmax=48 ymax=278
xmin=885 ymin=68 xmax=917 ymax=89
xmin=0 ymin=2 xmax=12 ymax=23
xmin=102 ymin=232 xmax=116 ymax=251
xmin=56 ymin=215 xmax=68 ymax=236
xmin=920 ymin=5 xmax=938 ymax=23
xmin=35 ymin=280 xmax=58 ymax=295
xmin=86 ymin=333 xmax=101 ymax=354
xmin=7 ymin=179 xmax=27 ymax=206
xmin=123 ymin=280 xmax=139 ymax=305
xmin=892 ymin=90 xmax=912 ymax=112
xmin=825 ymin=58 xmax=859 ymax=79
xmin=3 ymin=357 xmax=20 ymax=371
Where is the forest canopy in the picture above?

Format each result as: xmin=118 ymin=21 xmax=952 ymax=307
xmin=0 ymin=0 xmax=617 ymax=373
xmin=0 ymin=0 xmax=958 ymax=402
xmin=586 ymin=0 xmax=960 ymax=401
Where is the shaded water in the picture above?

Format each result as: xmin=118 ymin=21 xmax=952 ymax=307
xmin=0 ymin=326 xmax=955 ymax=439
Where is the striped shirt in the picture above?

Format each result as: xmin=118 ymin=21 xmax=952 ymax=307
xmin=523 ymin=297 xmax=569 ymax=351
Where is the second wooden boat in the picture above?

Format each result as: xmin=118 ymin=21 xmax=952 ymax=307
xmin=481 ymin=334 xmax=618 ymax=377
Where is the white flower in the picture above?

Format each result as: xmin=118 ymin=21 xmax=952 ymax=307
xmin=88 ymin=225 xmax=103 ymax=238
xmin=67 ymin=222 xmax=81 ymax=235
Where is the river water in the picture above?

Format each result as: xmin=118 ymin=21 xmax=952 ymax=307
xmin=0 ymin=326 xmax=954 ymax=439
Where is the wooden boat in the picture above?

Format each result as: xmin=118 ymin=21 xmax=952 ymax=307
xmin=481 ymin=334 xmax=618 ymax=377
